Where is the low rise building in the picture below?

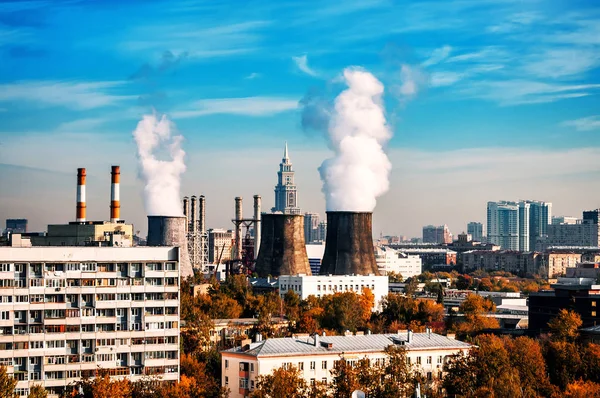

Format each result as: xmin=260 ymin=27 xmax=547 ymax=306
xmin=375 ymin=246 xmax=422 ymax=279
xmin=387 ymin=246 xmax=457 ymax=267
xmin=221 ymin=332 xmax=471 ymax=397
xmin=529 ymin=277 xmax=600 ymax=331
xmin=0 ymin=246 xmax=181 ymax=397
xmin=209 ymin=318 xmax=288 ymax=347
xmin=30 ymin=221 xmax=134 ymax=247
xmin=278 ymin=274 xmax=388 ymax=311
xmin=208 ymin=229 xmax=234 ymax=264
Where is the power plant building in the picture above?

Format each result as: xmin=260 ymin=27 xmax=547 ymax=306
xmin=0 ymin=246 xmax=181 ymax=397
xmin=208 ymin=229 xmax=234 ymax=264
xmin=375 ymin=246 xmax=422 ymax=279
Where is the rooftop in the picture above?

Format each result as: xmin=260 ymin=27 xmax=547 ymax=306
xmin=223 ymin=332 xmax=471 ymax=357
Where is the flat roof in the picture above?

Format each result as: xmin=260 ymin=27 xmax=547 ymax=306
xmin=0 ymin=246 xmax=179 ymax=262
xmin=224 ymin=333 xmax=471 ymax=357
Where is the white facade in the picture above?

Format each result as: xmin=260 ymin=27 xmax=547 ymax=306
xmin=278 ymin=274 xmax=388 ymax=311
xmin=221 ymin=332 xmax=471 ymax=398
xmin=0 ymin=247 xmax=180 ymax=397
xmin=375 ymin=246 xmax=422 ymax=279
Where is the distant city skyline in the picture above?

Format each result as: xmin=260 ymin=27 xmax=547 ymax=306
xmin=1 ymin=0 xmax=600 ymax=238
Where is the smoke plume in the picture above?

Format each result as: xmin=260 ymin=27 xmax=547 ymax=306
xmin=133 ymin=113 xmax=186 ymax=216
xmin=319 ymin=67 xmax=392 ymax=212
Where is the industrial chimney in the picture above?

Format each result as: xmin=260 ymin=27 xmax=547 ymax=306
xmin=110 ymin=165 xmax=120 ymax=222
xmin=147 ymin=216 xmax=193 ymax=278
xmin=76 ymin=168 xmax=86 ymax=222
xmin=253 ymin=195 xmax=261 ymax=260
xmin=319 ymin=211 xmax=379 ymax=275
xmin=234 ymin=197 xmax=243 ymax=260
xmin=182 ymin=196 xmax=190 ymax=233
xmin=255 ymin=213 xmax=311 ymax=277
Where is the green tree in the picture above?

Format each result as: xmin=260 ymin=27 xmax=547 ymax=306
xmin=548 ymin=309 xmax=583 ymax=342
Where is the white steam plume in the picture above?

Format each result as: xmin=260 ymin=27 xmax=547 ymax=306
xmin=133 ymin=113 xmax=186 ymax=216
xmin=319 ymin=67 xmax=392 ymax=212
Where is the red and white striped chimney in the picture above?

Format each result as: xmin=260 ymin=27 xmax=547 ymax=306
xmin=76 ymin=168 xmax=86 ymax=222
xmin=110 ymin=165 xmax=120 ymax=222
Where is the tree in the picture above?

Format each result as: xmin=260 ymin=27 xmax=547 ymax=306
xmin=564 ymin=380 xmax=600 ymax=398
xmin=69 ymin=370 xmax=132 ymax=398
xmin=548 ymin=309 xmax=583 ymax=342
xmin=250 ymin=366 xmax=309 ymax=398
xmin=28 ymin=385 xmax=47 ymax=398
xmin=455 ymin=274 xmax=472 ymax=290
xmin=453 ymin=294 xmax=499 ymax=335
xmin=544 ymin=340 xmax=585 ymax=390
xmin=387 ymin=271 xmax=403 ymax=283
xmin=321 ymin=292 xmax=368 ymax=333
xmin=443 ymin=351 xmax=478 ymax=397
xmin=0 ymin=366 xmax=16 ymax=398
xmin=330 ymin=358 xmax=360 ymax=397
xmin=505 ymin=336 xmax=555 ymax=397
xmin=283 ymin=290 xmax=301 ymax=327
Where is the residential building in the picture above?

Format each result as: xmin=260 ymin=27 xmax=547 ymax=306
xmin=0 ymin=246 xmax=180 ymax=397
xmin=303 ymin=213 xmax=321 ymax=244
xmin=317 ymin=221 xmax=327 ymax=242
xmin=467 ymin=222 xmax=483 ymax=242
xmin=552 ymin=216 xmax=580 ymax=225
xmin=545 ymin=210 xmax=600 ymax=249
xmin=529 ymin=277 xmax=600 ymax=331
xmin=375 ymin=246 xmax=422 ymax=279
xmin=305 ymin=243 xmax=326 ymax=275
xmin=422 ymin=225 xmax=452 ymax=244
xmin=272 ymin=143 xmax=300 ymax=215
xmin=523 ymin=200 xmax=552 ymax=251
xmin=278 ymin=274 xmax=388 ymax=311
xmin=221 ymin=332 xmax=471 ymax=397
xmin=5 ymin=219 xmax=27 ymax=234
xmin=208 ymin=229 xmax=234 ymax=264
xmin=487 ymin=201 xmax=520 ymax=250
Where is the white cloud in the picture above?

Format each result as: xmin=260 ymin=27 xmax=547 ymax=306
xmin=245 ymin=72 xmax=261 ymax=79
xmin=430 ymin=72 xmax=464 ymax=87
xmin=562 ymin=116 xmax=600 ymax=131
xmin=292 ymin=55 xmax=318 ymax=77
xmin=55 ymin=118 xmax=108 ymax=132
xmin=0 ymin=80 xmax=133 ymax=110
xmin=172 ymin=97 xmax=299 ymax=118
xmin=523 ymin=48 xmax=600 ymax=79
xmin=422 ymin=45 xmax=452 ymax=67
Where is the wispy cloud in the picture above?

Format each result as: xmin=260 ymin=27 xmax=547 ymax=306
xmin=55 ymin=118 xmax=108 ymax=132
xmin=121 ymin=20 xmax=269 ymax=59
xmin=292 ymin=55 xmax=318 ymax=77
xmin=245 ymin=72 xmax=261 ymax=80
xmin=459 ymin=80 xmax=600 ymax=106
xmin=430 ymin=72 xmax=464 ymax=87
xmin=522 ymin=48 xmax=600 ymax=79
xmin=422 ymin=45 xmax=452 ymax=67
xmin=172 ymin=97 xmax=299 ymax=118
xmin=0 ymin=80 xmax=134 ymax=109
xmin=562 ymin=116 xmax=600 ymax=131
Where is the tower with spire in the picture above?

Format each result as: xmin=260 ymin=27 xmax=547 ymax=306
xmin=272 ymin=142 xmax=301 ymax=214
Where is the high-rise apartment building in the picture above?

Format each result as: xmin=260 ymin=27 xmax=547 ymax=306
xmin=422 ymin=225 xmax=452 ymax=244
xmin=487 ymin=200 xmax=551 ymax=251
xmin=552 ymin=216 xmax=580 ymax=225
xmin=208 ymin=229 xmax=234 ymax=264
xmin=545 ymin=209 xmax=600 ymax=249
xmin=467 ymin=222 xmax=484 ymax=242
xmin=0 ymin=246 xmax=180 ymax=397
xmin=272 ymin=143 xmax=300 ymax=215
xmin=303 ymin=213 xmax=321 ymax=244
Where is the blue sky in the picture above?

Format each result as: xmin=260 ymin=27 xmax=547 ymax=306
xmin=1 ymin=0 xmax=600 ymax=237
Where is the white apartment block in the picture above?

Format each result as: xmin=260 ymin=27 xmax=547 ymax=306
xmin=278 ymin=274 xmax=388 ymax=311
xmin=375 ymin=246 xmax=422 ymax=279
xmin=221 ymin=332 xmax=471 ymax=398
xmin=0 ymin=247 xmax=181 ymax=397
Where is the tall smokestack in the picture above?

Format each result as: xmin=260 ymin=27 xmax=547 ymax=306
xmin=255 ymin=213 xmax=311 ymax=277
xmin=182 ymin=196 xmax=190 ymax=233
xmin=235 ymin=197 xmax=243 ymax=260
xmin=147 ymin=216 xmax=193 ymax=278
xmin=76 ymin=168 xmax=86 ymax=222
xmin=110 ymin=165 xmax=121 ymax=222
xmin=320 ymin=211 xmax=379 ymax=275
xmin=199 ymin=195 xmax=206 ymax=234
xmin=190 ymin=196 xmax=198 ymax=234
xmin=254 ymin=195 xmax=261 ymax=260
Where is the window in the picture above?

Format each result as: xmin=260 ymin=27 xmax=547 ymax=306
xmin=310 ymin=378 xmax=315 ymax=386
xmin=239 ymin=378 xmax=249 ymax=389
xmin=225 ymin=376 xmax=229 ymax=386
xmin=298 ymin=362 xmax=304 ymax=371
xmin=0 ymin=311 xmax=9 ymax=320
xmin=437 ymin=356 xmax=443 ymax=364
xmin=310 ymin=361 xmax=315 ymax=370
xmin=322 ymin=361 xmax=327 ymax=370
xmin=322 ymin=378 xmax=327 ymax=385
xmin=593 ymin=311 xmax=597 ymax=317
xmin=417 ymin=357 xmax=422 ymax=365
xmin=427 ymin=372 xmax=432 ymax=381
xmin=250 ymin=363 xmax=254 ymax=372
xmin=427 ymin=356 xmax=432 ymax=365
xmin=593 ymin=301 xmax=597 ymax=307
xmin=225 ymin=360 xmax=229 ymax=369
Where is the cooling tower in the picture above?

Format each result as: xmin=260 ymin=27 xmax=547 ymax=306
xmin=255 ymin=214 xmax=311 ymax=277
xmin=319 ymin=211 xmax=379 ymax=276
xmin=147 ymin=216 xmax=193 ymax=278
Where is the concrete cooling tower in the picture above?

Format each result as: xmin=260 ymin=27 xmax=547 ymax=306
xmin=319 ymin=211 xmax=380 ymax=276
xmin=255 ymin=213 xmax=311 ymax=277
xmin=147 ymin=216 xmax=193 ymax=278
